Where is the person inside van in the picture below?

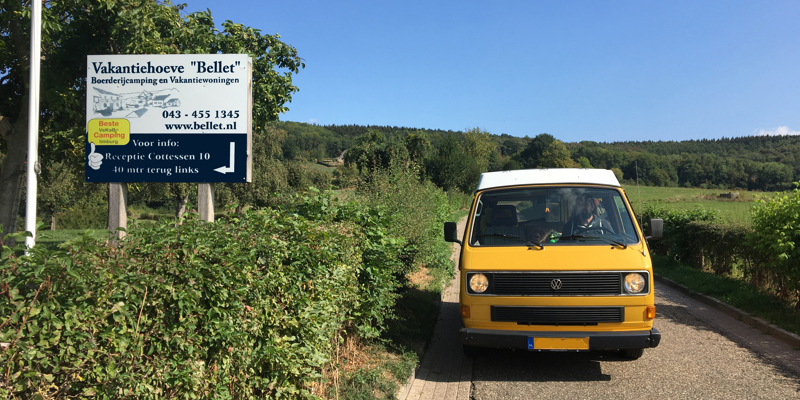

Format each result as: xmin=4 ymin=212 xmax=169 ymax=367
xmin=562 ymin=194 xmax=615 ymax=236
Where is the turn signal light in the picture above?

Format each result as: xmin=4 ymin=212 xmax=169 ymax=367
xmin=646 ymin=306 xmax=656 ymax=320
xmin=461 ymin=305 xmax=471 ymax=318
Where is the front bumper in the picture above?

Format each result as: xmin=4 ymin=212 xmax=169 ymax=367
xmin=461 ymin=327 xmax=661 ymax=350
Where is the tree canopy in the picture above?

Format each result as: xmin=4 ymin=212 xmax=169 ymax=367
xmin=0 ymin=0 xmax=303 ymax=239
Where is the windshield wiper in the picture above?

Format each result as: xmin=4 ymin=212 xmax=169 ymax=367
xmin=479 ymin=233 xmax=522 ymax=239
xmin=559 ymin=234 xmax=627 ymax=249
xmin=479 ymin=233 xmax=548 ymax=249
xmin=525 ymin=240 xmax=544 ymax=249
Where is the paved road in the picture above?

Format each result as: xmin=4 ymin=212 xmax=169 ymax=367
xmin=472 ymin=284 xmax=800 ymax=399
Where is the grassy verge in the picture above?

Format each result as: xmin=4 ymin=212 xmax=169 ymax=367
xmin=35 ymin=229 xmax=108 ymax=250
xmin=450 ymin=210 xmax=469 ymax=224
xmin=327 ymin=263 xmax=453 ymax=399
xmin=328 ymin=339 xmax=417 ymax=400
xmin=331 ymin=203 xmax=463 ymax=399
xmin=653 ymin=254 xmax=800 ymax=336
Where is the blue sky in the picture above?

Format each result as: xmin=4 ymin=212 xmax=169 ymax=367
xmin=185 ymin=0 xmax=800 ymax=143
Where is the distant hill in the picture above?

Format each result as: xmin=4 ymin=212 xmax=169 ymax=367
xmin=587 ymin=136 xmax=800 ymax=164
xmin=275 ymin=121 xmax=800 ymax=191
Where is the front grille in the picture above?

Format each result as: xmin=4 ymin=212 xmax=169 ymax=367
xmin=492 ymin=306 xmax=624 ymax=325
xmin=493 ymin=273 xmax=623 ymax=296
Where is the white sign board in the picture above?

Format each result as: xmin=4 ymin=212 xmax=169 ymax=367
xmin=85 ymin=54 xmax=252 ymax=182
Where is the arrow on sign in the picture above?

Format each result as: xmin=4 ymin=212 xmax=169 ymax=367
xmin=214 ymin=142 xmax=235 ymax=174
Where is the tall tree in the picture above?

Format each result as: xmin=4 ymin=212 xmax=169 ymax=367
xmin=426 ymin=135 xmax=476 ymax=192
xmin=0 ymin=0 xmax=303 ymax=239
xmin=463 ymin=127 xmax=495 ymax=173
xmin=518 ymin=133 xmax=556 ymax=168
xmin=538 ymin=140 xmax=575 ymax=168
xmin=405 ymin=131 xmax=433 ymax=164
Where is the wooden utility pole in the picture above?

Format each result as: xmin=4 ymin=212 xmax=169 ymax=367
xmin=108 ymin=182 xmax=128 ymax=245
xmin=198 ymin=183 xmax=215 ymax=222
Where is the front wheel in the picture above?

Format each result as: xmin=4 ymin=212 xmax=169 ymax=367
xmin=463 ymin=345 xmax=477 ymax=357
xmin=620 ymin=348 xmax=644 ymax=360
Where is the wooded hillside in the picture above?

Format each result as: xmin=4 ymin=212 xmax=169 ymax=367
xmin=277 ymin=121 xmax=800 ymax=192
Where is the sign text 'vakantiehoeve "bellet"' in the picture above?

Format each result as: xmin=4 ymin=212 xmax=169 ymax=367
xmin=91 ymin=60 xmax=239 ymax=75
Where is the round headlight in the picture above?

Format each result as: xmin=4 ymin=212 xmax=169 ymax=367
xmin=469 ymin=273 xmax=489 ymax=293
xmin=624 ymin=273 xmax=646 ymax=294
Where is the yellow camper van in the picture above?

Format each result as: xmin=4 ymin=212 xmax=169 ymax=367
xmin=444 ymin=169 xmax=662 ymax=359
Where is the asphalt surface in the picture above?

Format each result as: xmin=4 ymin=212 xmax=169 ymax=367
xmin=471 ymin=284 xmax=800 ymax=399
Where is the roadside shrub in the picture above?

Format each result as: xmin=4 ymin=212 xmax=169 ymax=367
xmin=0 ymin=206 xmax=405 ymax=399
xmin=447 ymin=191 xmax=473 ymax=212
xmin=644 ymin=195 xmax=800 ymax=307
xmin=750 ymin=184 xmax=800 ymax=305
xmin=643 ymin=205 xmax=754 ymax=276
xmin=55 ymin=193 xmax=108 ymax=230
xmin=642 ymin=205 xmax=719 ymax=265
xmin=332 ymin=164 xmax=359 ymax=189
xmin=286 ymin=162 xmax=332 ymax=191
xmin=356 ymin=160 xmax=453 ymax=277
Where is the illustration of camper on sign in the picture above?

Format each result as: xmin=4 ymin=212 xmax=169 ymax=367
xmin=92 ymin=87 xmax=181 ymax=117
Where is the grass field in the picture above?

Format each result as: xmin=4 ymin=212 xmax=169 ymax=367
xmin=36 ymin=229 xmax=108 ymax=250
xmin=307 ymin=162 xmax=337 ymax=174
xmin=622 ymin=185 xmax=770 ymax=224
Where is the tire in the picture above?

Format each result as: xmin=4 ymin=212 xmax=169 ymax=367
xmin=620 ymin=348 xmax=644 ymax=360
xmin=463 ymin=344 xmax=477 ymax=357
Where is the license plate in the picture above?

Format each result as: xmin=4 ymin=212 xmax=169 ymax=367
xmin=528 ymin=337 xmax=590 ymax=351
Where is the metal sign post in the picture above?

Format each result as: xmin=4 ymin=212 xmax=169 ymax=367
xmin=24 ymin=0 xmax=42 ymax=249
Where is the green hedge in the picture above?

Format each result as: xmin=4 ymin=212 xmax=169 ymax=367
xmin=750 ymin=186 xmax=800 ymax=299
xmin=642 ymin=206 xmax=721 ymax=267
xmin=644 ymin=184 xmax=800 ymax=305
xmin=1 ymin=205 xmax=406 ymax=399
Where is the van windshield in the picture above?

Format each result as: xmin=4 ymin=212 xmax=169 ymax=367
xmin=469 ymin=187 xmax=639 ymax=247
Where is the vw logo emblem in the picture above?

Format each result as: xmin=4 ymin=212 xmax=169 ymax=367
xmin=550 ymin=279 xmax=563 ymax=290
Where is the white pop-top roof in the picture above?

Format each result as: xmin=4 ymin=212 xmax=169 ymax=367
xmin=476 ymin=168 xmax=620 ymax=191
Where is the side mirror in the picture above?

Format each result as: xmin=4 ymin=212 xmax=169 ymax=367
xmin=647 ymin=218 xmax=663 ymax=240
xmin=444 ymin=222 xmax=462 ymax=245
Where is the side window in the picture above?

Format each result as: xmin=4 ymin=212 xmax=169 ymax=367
xmin=614 ymin=196 xmax=637 ymax=238
xmin=469 ymin=200 xmax=484 ymax=245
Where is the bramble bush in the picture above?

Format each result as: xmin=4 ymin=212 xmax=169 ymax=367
xmin=284 ymin=189 xmax=409 ymax=339
xmin=285 ymin=181 xmax=457 ymax=338
xmin=0 ymin=203 xmax=407 ymax=399
xmin=355 ymin=160 xmax=454 ymax=279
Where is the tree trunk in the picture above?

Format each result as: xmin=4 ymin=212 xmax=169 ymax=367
xmin=176 ymin=193 xmax=189 ymax=219
xmin=0 ymin=113 xmax=28 ymax=244
xmin=1 ymin=13 xmax=32 ymax=245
